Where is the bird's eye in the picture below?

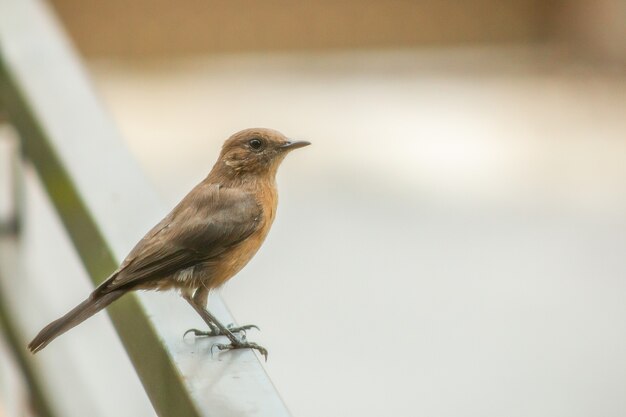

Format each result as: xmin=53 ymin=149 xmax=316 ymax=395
xmin=248 ymin=138 xmax=264 ymax=150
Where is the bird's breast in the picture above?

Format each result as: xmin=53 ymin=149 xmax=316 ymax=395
xmin=206 ymin=184 xmax=278 ymax=288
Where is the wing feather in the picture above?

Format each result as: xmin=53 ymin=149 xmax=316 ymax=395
xmin=96 ymin=183 xmax=261 ymax=293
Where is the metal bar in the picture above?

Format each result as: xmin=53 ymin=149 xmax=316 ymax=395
xmin=5 ymin=161 xmax=159 ymax=417
xmin=0 ymin=235 xmax=57 ymax=417
xmin=0 ymin=1 xmax=290 ymax=416
xmin=0 ymin=125 xmax=21 ymax=235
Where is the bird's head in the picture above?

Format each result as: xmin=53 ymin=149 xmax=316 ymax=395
xmin=215 ymin=128 xmax=310 ymax=180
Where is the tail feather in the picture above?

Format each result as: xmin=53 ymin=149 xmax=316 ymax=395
xmin=28 ymin=290 xmax=124 ymax=353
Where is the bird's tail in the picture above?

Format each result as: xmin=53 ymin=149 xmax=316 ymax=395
xmin=28 ymin=290 xmax=124 ymax=353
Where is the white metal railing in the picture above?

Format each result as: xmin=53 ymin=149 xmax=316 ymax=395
xmin=0 ymin=1 xmax=291 ymax=416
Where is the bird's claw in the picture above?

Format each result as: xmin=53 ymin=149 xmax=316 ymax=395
xmin=211 ymin=341 xmax=268 ymax=361
xmin=184 ymin=323 xmax=259 ymax=339
xmin=184 ymin=328 xmax=213 ymax=338
xmin=227 ymin=323 xmax=260 ymax=334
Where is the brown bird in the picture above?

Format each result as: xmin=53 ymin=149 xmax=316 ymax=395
xmin=28 ymin=128 xmax=310 ymax=359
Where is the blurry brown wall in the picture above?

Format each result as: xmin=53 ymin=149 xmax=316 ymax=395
xmin=553 ymin=0 xmax=626 ymax=62
xmin=49 ymin=0 xmax=558 ymax=59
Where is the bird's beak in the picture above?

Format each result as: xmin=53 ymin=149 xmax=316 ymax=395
xmin=280 ymin=140 xmax=311 ymax=150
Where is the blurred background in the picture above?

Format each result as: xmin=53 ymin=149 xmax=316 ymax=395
xmin=2 ymin=0 xmax=626 ymax=416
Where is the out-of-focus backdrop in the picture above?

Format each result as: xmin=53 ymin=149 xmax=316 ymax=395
xmin=2 ymin=1 xmax=626 ymax=416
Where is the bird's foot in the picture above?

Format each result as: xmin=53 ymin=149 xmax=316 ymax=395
xmin=184 ymin=323 xmax=259 ymax=338
xmin=227 ymin=323 xmax=260 ymax=334
xmin=212 ymin=339 xmax=268 ymax=361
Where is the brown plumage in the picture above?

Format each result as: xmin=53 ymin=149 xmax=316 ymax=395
xmin=28 ymin=128 xmax=310 ymax=358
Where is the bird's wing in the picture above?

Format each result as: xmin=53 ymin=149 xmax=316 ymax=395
xmin=95 ymin=183 xmax=262 ymax=293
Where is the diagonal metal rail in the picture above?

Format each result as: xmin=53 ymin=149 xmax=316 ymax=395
xmin=0 ymin=0 xmax=291 ymax=416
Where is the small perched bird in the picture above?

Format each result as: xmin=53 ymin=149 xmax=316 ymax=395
xmin=28 ymin=128 xmax=310 ymax=359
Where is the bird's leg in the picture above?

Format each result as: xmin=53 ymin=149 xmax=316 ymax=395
xmin=183 ymin=293 xmax=267 ymax=360
xmin=183 ymin=288 xmax=259 ymax=337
